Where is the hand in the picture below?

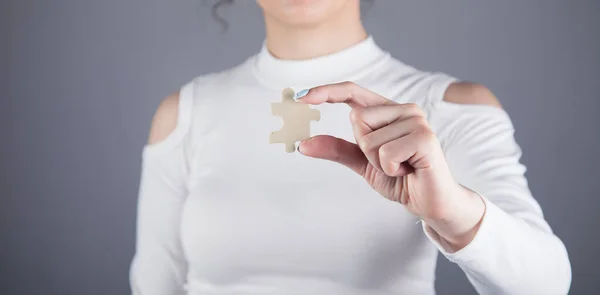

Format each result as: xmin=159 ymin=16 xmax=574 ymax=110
xmin=296 ymin=82 xmax=486 ymax=251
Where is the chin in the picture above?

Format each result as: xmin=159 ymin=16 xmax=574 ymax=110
xmin=258 ymin=0 xmax=355 ymax=26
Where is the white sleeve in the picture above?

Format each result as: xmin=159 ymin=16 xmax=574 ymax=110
xmin=129 ymin=82 xmax=195 ymax=295
xmin=425 ymin=101 xmax=572 ymax=295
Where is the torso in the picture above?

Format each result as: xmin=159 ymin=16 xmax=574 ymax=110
xmin=177 ymin=38 xmax=458 ymax=294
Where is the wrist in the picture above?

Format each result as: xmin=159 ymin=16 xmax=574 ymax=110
xmin=423 ymin=185 xmax=486 ymax=252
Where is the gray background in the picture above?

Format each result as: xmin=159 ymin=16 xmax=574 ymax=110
xmin=1 ymin=0 xmax=599 ymax=294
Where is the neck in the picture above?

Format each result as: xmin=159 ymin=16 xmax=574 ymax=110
xmin=263 ymin=2 xmax=368 ymax=60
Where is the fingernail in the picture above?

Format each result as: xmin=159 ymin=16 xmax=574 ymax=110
xmin=294 ymin=89 xmax=309 ymax=99
xmin=297 ymin=142 xmax=304 ymax=154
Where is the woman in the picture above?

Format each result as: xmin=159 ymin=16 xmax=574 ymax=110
xmin=130 ymin=0 xmax=571 ymax=294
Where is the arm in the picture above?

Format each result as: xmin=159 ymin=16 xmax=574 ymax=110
xmin=129 ymin=90 xmax=191 ymax=295
xmin=294 ymin=81 xmax=572 ymax=294
xmin=424 ymin=82 xmax=572 ymax=294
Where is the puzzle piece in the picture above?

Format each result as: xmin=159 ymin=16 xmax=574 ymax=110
xmin=270 ymin=88 xmax=321 ymax=153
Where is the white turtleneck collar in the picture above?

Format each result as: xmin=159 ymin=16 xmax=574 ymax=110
xmin=251 ymin=36 xmax=391 ymax=90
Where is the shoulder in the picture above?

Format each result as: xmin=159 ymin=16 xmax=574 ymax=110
xmin=374 ymin=58 xmax=503 ymax=110
xmin=427 ymin=80 xmax=515 ymax=153
xmin=427 ymin=80 xmax=513 ymax=144
xmin=148 ymin=92 xmax=181 ymax=144
xmin=146 ymin=61 xmax=250 ymax=145
xmin=443 ymin=81 xmax=503 ymax=109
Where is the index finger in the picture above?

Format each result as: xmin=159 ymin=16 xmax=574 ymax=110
xmin=295 ymin=81 xmax=397 ymax=108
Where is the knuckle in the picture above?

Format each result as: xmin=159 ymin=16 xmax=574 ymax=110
xmin=408 ymin=116 xmax=425 ymax=127
xmin=408 ymin=115 xmax=430 ymax=131
xmin=379 ymin=143 xmax=394 ymax=159
xmin=417 ymin=117 xmax=430 ymax=129
xmin=378 ymin=146 xmax=397 ymax=176
xmin=405 ymin=103 xmax=424 ymax=116
xmin=341 ymin=81 xmax=358 ymax=97
xmin=418 ymin=129 xmax=437 ymax=145
xmin=405 ymin=103 xmax=419 ymax=111
xmin=358 ymin=135 xmax=374 ymax=151
xmin=341 ymin=81 xmax=356 ymax=87
xmin=349 ymin=108 xmax=365 ymax=123
xmin=406 ymin=117 xmax=430 ymax=134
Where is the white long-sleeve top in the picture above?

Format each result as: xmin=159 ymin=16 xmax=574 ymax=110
xmin=129 ymin=36 xmax=571 ymax=295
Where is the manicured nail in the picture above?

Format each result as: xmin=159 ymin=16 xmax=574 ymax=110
xmin=295 ymin=89 xmax=309 ymax=99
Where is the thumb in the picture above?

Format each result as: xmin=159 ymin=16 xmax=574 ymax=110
xmin=298 ymin=135 xmax=367 ymax=176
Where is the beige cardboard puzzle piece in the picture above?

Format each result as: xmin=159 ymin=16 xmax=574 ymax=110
xmin=270 ymin=88 xmax=321 ymax=153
